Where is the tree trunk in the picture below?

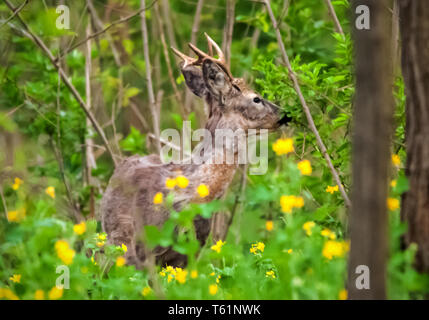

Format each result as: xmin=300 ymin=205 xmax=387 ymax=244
xmin=399 ymin=1 xmax=429 ymax=273
xmin=347 ymin=0 xmax=393 ymax=299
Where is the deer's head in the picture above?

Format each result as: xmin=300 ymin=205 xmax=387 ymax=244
xmin=172 ymin=34 xmax=291 ymax=133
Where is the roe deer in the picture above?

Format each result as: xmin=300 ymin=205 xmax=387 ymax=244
xmin=101 ymin=33 xmax=291 ymax=268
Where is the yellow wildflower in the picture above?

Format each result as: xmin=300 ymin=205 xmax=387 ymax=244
xmin=250 ymin=242 xmax=265 ymax=255
xmin=303 ymin=221 xmax=316 ymax=236
xmin=272 ymin=138 xmax=294 ymax=156
xmin=96 ymin=241 xmax=104 ymax=248
xmin=116 ymin=256 xmax=126 ymax=267
xmin=209 ymin=284 xmax=218 ymax=295
xmin=121 ymin=243 xmax=128 ymax=253
xmin=297 ymin=160 xmax=312 ymax=175
xmin=97 ymin=233 xmax=107 ymax=241
xmin=48 ymin=287 xmax=63 ymax=300
xmin=153 ymin=192 xmax=163 ymax=204
xmin=165 ymin=178 xmax=177 ymax=189
xmin=73 ymin=221 xmax=86 ymax=235
xmin=45 ymin=186 xmax=55 ymax=199
xmin=175 ymin=269 xmax=188 ymax=284
xmin=266 ymin=270 xmax=276 ymax=279
xmin=326 ymin=185 xmax=339 ymax=194
xmin=387 ymin=197 xmax=400 ymax=211
xmin=280 ymin=195 xmax=304 ymax=214
xmin=176 ymin=175 xmax=189 ymax=189
xmin=321 ymin=228 xmax=336 ymax=240
xmin=7 ymin=208 xmax=26 ymax=222
xmin=197 ymin=184 xmax=209 ymax=198
xmin=9 ymin=274 xmax=21 ymax=283
xmin=34 ymin=290 xmax=45 ymax=300
xmin=91 ymin=256 xmax=97 ymax=265
xmin=392 ymin=154 xmax=401 ymax=167
xmin=211 ymin=240 xmax=225 ymax=253
xmin=12 ymin=177 xmax=23 ymax=190
xmin=142 ymin=286 xmax=151 ymax=297
xmin=191 ymin=270 xmax=198 ymax=279
xmin=322 ymin=240 xmax=349 ymax=259
xmin=339 ymin=289 xmax=347 ymax=300
xmin=286 ymin=248 xmax=293 ymax=254
xmin=390 ymin=180 xmax=397 ymax=188
xmin=216 ymin=275 xmax=221 ymax=284
xmin=265 ymin=220 xmax=274 ymax=232
xmin=0 ymin=288 xmax=19 ymax=300
xmin=55 ymin=240 xmax=75 ymax=265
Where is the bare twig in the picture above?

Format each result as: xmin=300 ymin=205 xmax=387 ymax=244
xmin=223 ymin=0 xmax=235 ymax=66
xmin=184 ymin=0 xmax=205 ymax=115
xmin=57 ymin=0 xmax=158 ymax=60
xmin=323 ymin=0 xmax=344 ymax=36
xmin=0 ymin=0 xmax=29 ymax=29
xmin=161 ymin=0 xmax=177 ymax=49
xmin=264 ymin=0 xmax=351 ymax=208
xmin=0 ymin=185 xmax=8 ymax=219
xmin=4 ymin=0 xmax=118 ymax=166
xmin=140 ymin=0 xmax=161 ymax=153
xmin=154 ymin=2 xmax=184 ymax=114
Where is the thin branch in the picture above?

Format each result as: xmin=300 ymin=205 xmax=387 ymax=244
xmin=154 ymin=2 xmax=184 ymax=114
xmin=4 ymin=0 xmax=118 ymax=166
xmin=323 ymin=0 xmax=344 ymax=36
xmin=140 ymin=0 xmax=161 ymax=153
xmin=184 ymin=0 xmax=205 ymax=115
xmin=0 ymin=185 xmax=8 ymax=219
xmin=264 ymin=0 xmax=351 ymax=208
xmin=57 ymin=0 xmax=158 ymax=61
xmin=0 ymin=0 xmax=29 ymax=29
xmin=223 ymin=0 xmax=235 ymax=66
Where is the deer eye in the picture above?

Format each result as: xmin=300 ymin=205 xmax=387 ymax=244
xmin=253 ymin=97 xmax=261 ymax=104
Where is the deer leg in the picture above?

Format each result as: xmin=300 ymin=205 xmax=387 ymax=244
xmin=108 ymin=221 xmax=140 ymax=268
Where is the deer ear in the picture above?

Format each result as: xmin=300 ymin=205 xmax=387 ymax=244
xmin=180 ymin=63 xmax=207 ymax=98
xmin=202 ymin=59 xmax=232 ymax=105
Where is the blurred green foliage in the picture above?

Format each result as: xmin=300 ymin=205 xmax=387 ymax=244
xmin=0 ymin=0 xmax=427 ymax=300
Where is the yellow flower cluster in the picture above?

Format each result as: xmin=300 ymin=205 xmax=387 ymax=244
xmin=159 ymin=266 xmax=188 ymax=284
xmin=48 ymin=287 xmax=63 ymax=300
xmin=320 ymin=228 xmax=336 ymax=240
xmin=265 ymin=220 xmax=273 ymax=231
xmin=141 ymin=286 xmax=151 ymax=297
xmin=209 ymin=284 xmax=218 ymax=295
xmin=322 ymin=240 xmax=350 ymax=260
xmin=165 ymin=175 xmax=189 ymax=189
xmin=338 ymin=289 xmax=347 ymax=300
xmin=7 ymin=208 xmax=26 ymax=223
xmin=96 ymin=233 xmax=107 ymax=247
xmin=392 ymin=154 xmax=400 ymax=167
xmin=55 ymin=240 xmax=75 ymax=265
xmin=211 ymin=240 xmax=226 ymax=253
xmin=12 ymin=177 xmax=23 ymax=190
xmin=0 ymin=287 xmax=19 ymax=300
xmin=272 ymin=138 xmax=294 ymax=156
xmin=302 ymin=221 xmax=316 ymax=236
xmin=34 ymin=290 xmax=45 ymax=300
xmin=73 ymin=221 xmax=86 ymax=235
xmin=387 ymin=197 xmax=399 ymax=211
xmin=116 ymin=256 xmax=126 ymax=267
xmin=197 ymin=184 xmax=210 ymax=198
xmin=250 ymin=242 xmax=265 ymax=255
xmin=265 ymin=270 xmax=276 ymax=279
xmin=45 ymin=186 xmax=55 ymax=199
xmin=280 ymin=195 xmax=304 ymax=214
xmin=153 ymin=192 xmax=163 ymax=204
xmin=297 ymin=160 xmax=312 ymax=175
xmin=326 ymin=185 xmax=339 ymax=194
xmin=9 ymin=274 xmax=21 ymax=283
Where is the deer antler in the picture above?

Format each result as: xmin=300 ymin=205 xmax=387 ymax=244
xmin=171 ymin=33 xmax=232 ymax=79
